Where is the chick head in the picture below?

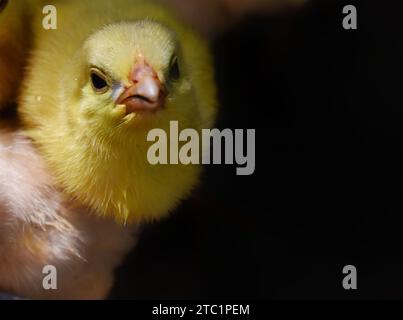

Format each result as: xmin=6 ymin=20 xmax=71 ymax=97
xmin=68 ymin=21 xmax=200 ymax=133
xmin=27 ymin=19 xmax=217 ymax=224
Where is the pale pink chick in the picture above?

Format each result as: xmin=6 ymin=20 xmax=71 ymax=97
xmin=0 ymin=128 xmax=136 ymax=299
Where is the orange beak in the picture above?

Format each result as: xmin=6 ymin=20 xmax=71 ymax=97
xmin=117 ymin=56 xmax=166 ymax=114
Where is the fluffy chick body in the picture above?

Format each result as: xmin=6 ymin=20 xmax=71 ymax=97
xmin=0 ymin=126 xmax=136 ymax=299
xmin=19 ymin=0 xmax=217 ymax=223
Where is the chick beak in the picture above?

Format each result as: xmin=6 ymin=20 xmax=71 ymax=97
xmin=117 ymin=59 xmax=165 ymax=115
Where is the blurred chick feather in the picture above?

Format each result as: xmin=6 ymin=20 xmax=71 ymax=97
xmin=162 ymin=0 xmax=308 ymax=37
xmin=0 ymin=125 xmax=136 ymax=299
xmin=0 ymin=0 xmax=31 ymax=109
xmin=19 ymin=0 xmax=218 ymax=224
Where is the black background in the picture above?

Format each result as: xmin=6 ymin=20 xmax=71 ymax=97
xmin=111 ymin=0 xmax=403 ymax=299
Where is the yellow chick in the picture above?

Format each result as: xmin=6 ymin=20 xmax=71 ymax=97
xmin=19 ymin=0 xmax=218 ymax=224
xmin=0 ymin=0 xmax=31 ymax=109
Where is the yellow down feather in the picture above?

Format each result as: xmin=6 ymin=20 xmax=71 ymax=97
xmin=19 ymin=0 xmax=218 ymax=224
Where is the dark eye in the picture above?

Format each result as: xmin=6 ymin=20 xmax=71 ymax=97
xmin=169 ymin=56 xmax=180 ymax=81
xmin=0 ymin=0 xmax=8 ymax=13
xmin=90 ymin=68 xmax=109 ymax=93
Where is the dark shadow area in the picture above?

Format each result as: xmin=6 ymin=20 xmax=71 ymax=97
xmin=111 ymin=0 xmax=403 ymax=299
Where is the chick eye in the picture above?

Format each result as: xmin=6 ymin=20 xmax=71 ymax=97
xmin=90 ymin=68 xmax=109 ymax=94
xmin=169 ymin=56 xmax=180 ymax=81
xmin=0 ymin=0 xmax=8 ymax=13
